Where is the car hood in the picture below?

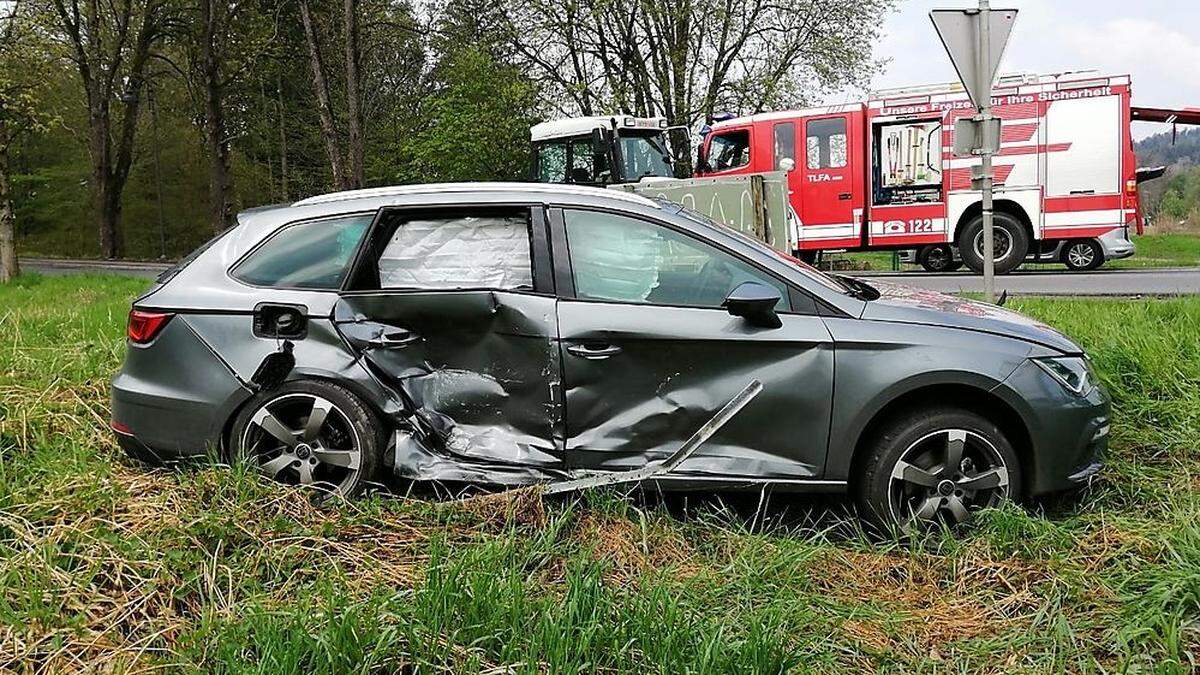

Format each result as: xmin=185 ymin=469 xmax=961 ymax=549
xmin=858 ymin=279 xmax=1082 ymax=354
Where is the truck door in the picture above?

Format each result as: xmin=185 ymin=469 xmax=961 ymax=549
xmin=798 ymin=114 xmax=861 ymax=247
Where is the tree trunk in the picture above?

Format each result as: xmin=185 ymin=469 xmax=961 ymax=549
xmin=87 ymin=101 xmax=121 ymax=259
xmin=201 ymin=0 xmax=233 ymax=233
xmin=278 ymin=75 xmax=289 ymax=201
xmin=0 ymin=118 xmax=18 ymax=282
xmin=299 ymin=0 xmax=349 ymax=190
xmin=342 ymin=0 xmax=364 ymax=188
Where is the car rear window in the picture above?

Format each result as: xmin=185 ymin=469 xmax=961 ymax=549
xmin=231 ymin=214 xmax=372 ymax=289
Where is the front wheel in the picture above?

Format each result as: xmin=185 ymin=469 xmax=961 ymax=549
xmin=957 ymin=212 xmax=1029 ymax=275
xmin=856 ymin=408 xmax=1021 ymax=532
xmin=229 ymin=380 xmax=383 ymax=497
xmin=1062 ymin=239 xmax=1104 ymax=271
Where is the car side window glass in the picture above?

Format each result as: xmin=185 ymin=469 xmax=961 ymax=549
xmin=377 ymin=212 xmax=533 ymax=290
xmin=806 ymin=117 xmax=847 ymax=169
xmin=232 ymin=214 xmax=371 ymax=289
xmin=773 ymin=121 xmax=795 ymax=170
xmin=708 ymin=130 xmax=751 ymax=171
xmin=563 ymin=209 xmax=791 ymax=310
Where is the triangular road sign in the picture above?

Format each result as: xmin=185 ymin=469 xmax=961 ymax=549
xmin=930 ymin=8 xmax=1018 ymax=109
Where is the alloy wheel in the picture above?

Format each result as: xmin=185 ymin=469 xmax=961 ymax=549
xmin=925 ymin=246 xmax=951 ymax=271
xmin=973 ymin=228 xmax=1014 ymax=262
xmin=1067 ymin=242 xmax=1096 ymax=269
xmin=887 ymin=428 xmax=1011 ymax=527
xmin=240 ymin=393 xmax=363 ymax=494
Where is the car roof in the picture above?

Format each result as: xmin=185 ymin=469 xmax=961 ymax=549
xmin=291 ymin=182 xmax=658 ymax=209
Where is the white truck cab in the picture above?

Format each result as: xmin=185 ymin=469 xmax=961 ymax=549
xmin=530 ymin=115 xmax=678 ymax=185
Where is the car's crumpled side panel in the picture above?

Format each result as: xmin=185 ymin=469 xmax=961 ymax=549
xmin=333 ymin=291 xmax=568 ymax=484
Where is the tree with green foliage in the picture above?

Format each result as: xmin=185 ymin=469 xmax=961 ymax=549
xmin=394 ymin=0 xmax=539 ymax=183
xmin=0 ymin=0 xmax=54 ymax=280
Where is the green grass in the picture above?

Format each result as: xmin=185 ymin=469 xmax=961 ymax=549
xmin=2 ymin=275 xmax=1200 ymax=671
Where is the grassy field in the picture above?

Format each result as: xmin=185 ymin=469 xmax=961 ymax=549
xmin=1 ymin=275 xmax=1199 ymax=672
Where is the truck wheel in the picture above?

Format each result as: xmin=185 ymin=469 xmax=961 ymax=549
xmin=856 ymin=407 xmax=1021 ymax=532
xmin=918 ymin=245 xmax=958 ymax=273
xmin=957 ymin=212 xmax=1029 ymax=275
xmin=1062 ymin=239 xmax=1104 ymax=271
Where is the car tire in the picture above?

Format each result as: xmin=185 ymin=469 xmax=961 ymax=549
xmin=856 ymin=407 xmax=1021 ymax=532
xmin=917 ymin=244 xmax=958 ymax=273
xmin=1062 ymin=239 xmax=1104 ymax=271
xmin=957 ymin=212 xmax=1029 ymax=275
xmin=229 ymin=379 xmax=384 ymax=497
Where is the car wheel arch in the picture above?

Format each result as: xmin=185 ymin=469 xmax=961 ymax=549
xmin=842 ymin=380 xmax=1035 ymax=498
xmin=219 ymin=369 xmax=403 ymax=461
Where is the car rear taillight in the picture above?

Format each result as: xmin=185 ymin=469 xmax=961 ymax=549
xmin=1125 ymin=179 xmax=1138 ymax=195
xmin=127 ymin=309 xmax=173 ymax=344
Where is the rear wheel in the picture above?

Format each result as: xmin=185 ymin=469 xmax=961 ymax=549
xmin=917 ymin=244 xmax=960 ymax=273
xmin=957 ymin=212 xmax=1029 ymax=275
xmin=1062 ymin=239 xmax=1104 ymax=271
xmin=857 ymin=408 xmax=1020 ymax=532
xmin=229 ymin=380 xmax=383 ymax=497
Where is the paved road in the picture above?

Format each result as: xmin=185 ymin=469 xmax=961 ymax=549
xmin=20 ymin=257 xmax=1200 ymax=296
xmin=852 ymin=267 xmax=1200 ymax=296
xmin=22 ymin=257 xmax=169 ymax=279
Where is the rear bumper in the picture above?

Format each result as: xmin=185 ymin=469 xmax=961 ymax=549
xmin=110 ymin=317 xmax=252 ymax=461
xmin=1097 ymin=227 xmax=1135 ymax=261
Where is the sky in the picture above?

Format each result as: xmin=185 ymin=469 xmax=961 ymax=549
xmin=826 ymin=0 xmax=1200 ymax=139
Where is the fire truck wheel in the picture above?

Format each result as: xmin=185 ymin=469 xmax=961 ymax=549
xmin=917 ymin=245 xmax=959 ymax=273
xmin=957 ymin=212 xmax=1029 ymax=276
xmin=1062 ymin=239 xmax=1104 ymax=271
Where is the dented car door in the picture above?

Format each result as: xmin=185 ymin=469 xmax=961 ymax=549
xmin=332 ymin=205 xmax=565 ymax=482
xmin=551 ymin=207 xmax=835 ymax=481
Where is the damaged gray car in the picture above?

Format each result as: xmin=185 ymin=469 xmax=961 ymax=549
xmin=111 ymin=182 xmax=1109 ymax=527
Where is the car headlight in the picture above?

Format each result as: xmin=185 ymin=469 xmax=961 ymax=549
xmin=1033 ymin=356 xmax=1097 ymax=397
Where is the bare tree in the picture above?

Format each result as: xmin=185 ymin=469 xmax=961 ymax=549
xmin=503 ymin=0 xmax=894 ymax=127
xmin=177 ymin=0 xmax=281 ymax=233
xmin=47 ymin=0 xmax=169 ymax=258
xmin=298 ymin=0 xmax=365 ymax=191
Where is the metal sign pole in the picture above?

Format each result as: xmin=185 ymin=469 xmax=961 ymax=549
xmin=978 ymin=0 xmax=995 ymax=303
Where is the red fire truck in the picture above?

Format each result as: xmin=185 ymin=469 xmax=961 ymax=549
xmin=696 ymin=71 xmax=1199 ymax=273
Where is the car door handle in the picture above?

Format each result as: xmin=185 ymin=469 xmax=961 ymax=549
xmin=368 ymin=329 xmax=420 ymax=348
xmin=566 ymin=343 xmax=622 ymax=360
xmin=838 ymin=192 xmax=852 ymax=200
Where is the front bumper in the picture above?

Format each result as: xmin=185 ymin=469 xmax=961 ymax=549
xmin=997 ymin=359 xmax=1110 ymax=495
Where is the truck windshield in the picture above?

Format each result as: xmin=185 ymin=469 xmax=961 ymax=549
xmin=619 ymin=131 xmax=674 ymax=181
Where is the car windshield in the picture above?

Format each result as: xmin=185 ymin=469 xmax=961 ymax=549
xmin=659 ymin=200 xmax=854 ymax=295
xmin=619 ymin=131 xmax=674 ymax=181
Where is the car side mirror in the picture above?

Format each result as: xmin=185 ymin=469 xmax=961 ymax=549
xmin=722 ymin=281 xmax=782 ymax=329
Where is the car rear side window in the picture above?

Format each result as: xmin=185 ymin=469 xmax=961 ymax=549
xmin=231 ymin=214 xmax=372 ymax=289
xmin=375 ymin=211 xmax=533 ymax=290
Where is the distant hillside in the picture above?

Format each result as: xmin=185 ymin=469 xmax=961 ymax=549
xmin=1136 ymin=127 xmax=1200 ymax=168
xmin=1136 ymin=128 xmax=1200 ymax=232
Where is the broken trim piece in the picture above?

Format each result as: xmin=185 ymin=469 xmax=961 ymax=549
xmin=542 ymin=379 xmax=764 ymax=495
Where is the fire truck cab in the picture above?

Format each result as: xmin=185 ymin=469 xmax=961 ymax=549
xmin=697 ymin=72 xmax=1150 ymax=273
